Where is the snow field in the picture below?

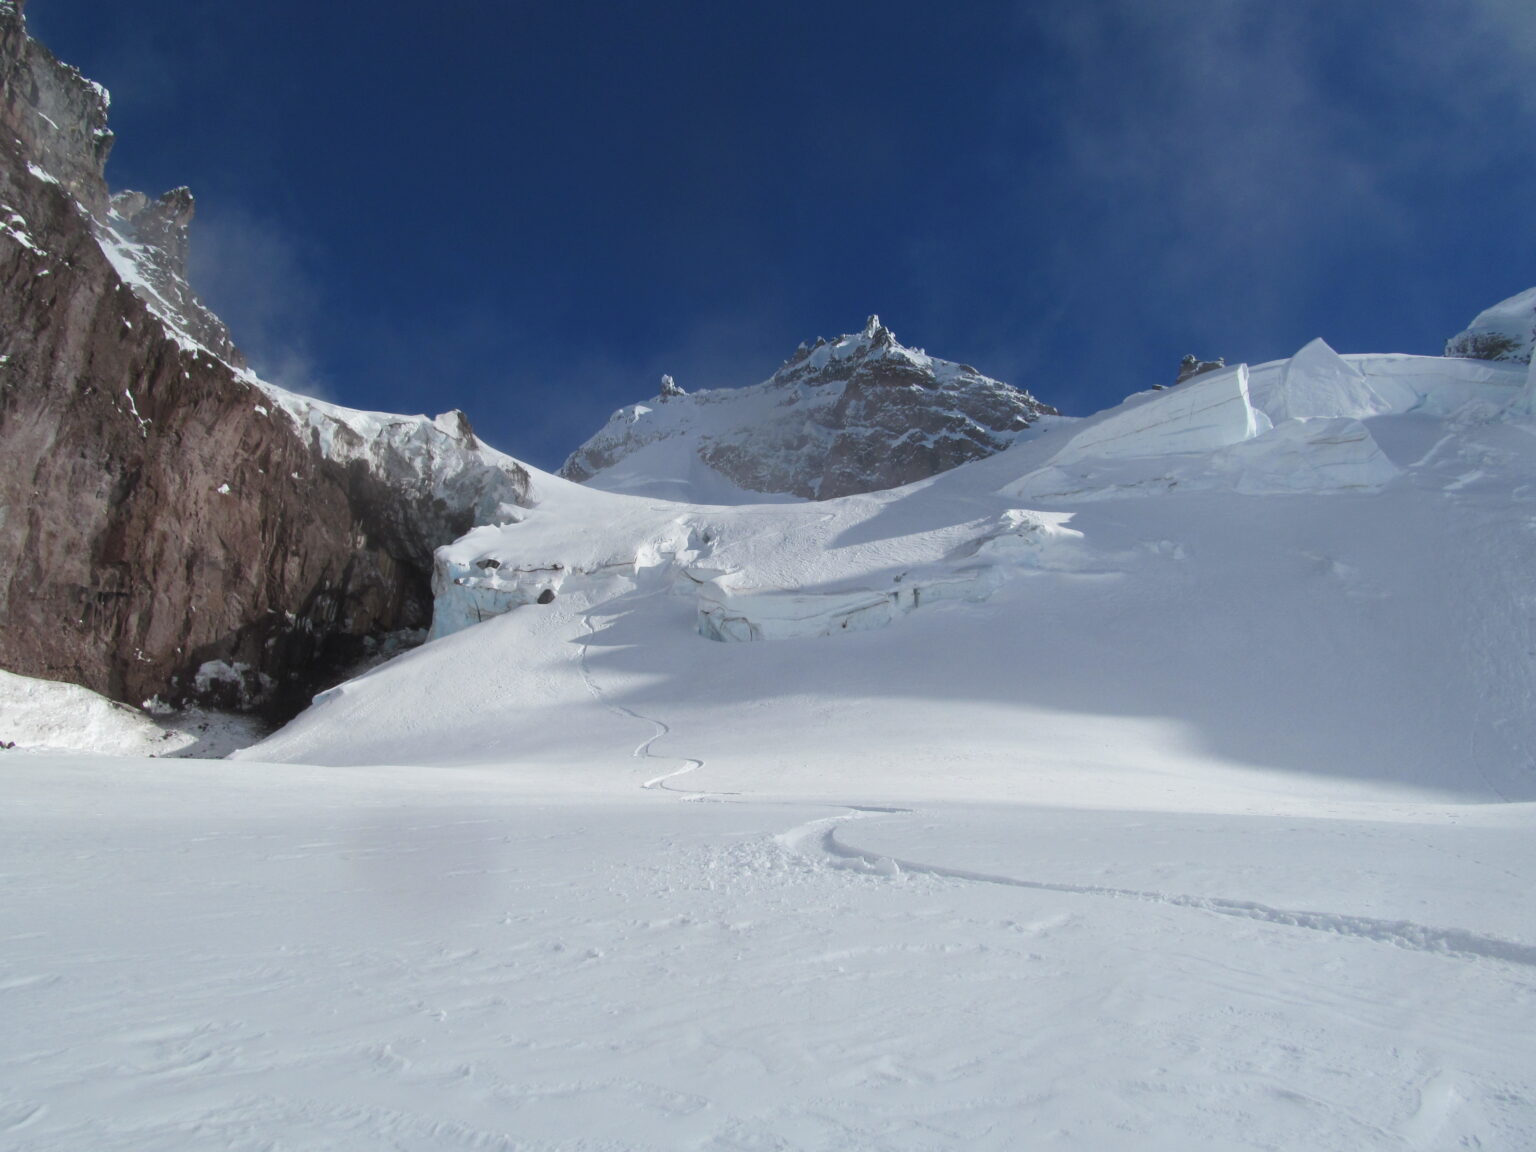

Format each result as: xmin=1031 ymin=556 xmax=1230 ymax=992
xmin=4 ymin=755 xmax=1534 ymax=1151
xmin=8 ymin=343 xmax=1536 ymax=1148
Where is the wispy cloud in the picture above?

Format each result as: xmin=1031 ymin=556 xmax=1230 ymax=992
xmin=969 ymin=0 xmax=1536 ymax=409
xmin=185 ymin=205 xmax=333 ymax=400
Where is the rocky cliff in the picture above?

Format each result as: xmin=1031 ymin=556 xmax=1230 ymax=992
xmin=561 ymin=316 xmax=1057 ymax=502
xmin=0 ymin=0 xmax=529 ymax=719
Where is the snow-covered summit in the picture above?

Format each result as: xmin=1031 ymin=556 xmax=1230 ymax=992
xmin=560 ymin=317 xmax=1057 ymax=502
xmin=1445 ymin=285 xmax=1536 ymax=363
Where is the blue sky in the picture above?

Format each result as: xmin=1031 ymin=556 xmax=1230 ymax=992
xmin=28 ymin=0 xmax=1536 ymax=471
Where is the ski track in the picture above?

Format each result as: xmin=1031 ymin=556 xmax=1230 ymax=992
xmin=781 ymin=811 xmax=1536 ymax=970
xmin=579 ymin=596 xmax=1536 ymax=973
xmin=577 ymin=608 xmax=709 ymax=795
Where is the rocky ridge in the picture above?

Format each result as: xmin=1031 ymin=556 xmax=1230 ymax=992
xmin=562 ymin=316 xmax=1057 ymax=502
xmin=0 ymin=0 xmax=529 ymax=718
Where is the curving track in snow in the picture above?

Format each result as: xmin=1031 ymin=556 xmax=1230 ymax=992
xmin=783 ymin=810 xmax=1536 ymax=969
xmin=577 ymin=592 xmax=1536 ymax=972
xmin=577 ymin=608 xmax=710 ymax=795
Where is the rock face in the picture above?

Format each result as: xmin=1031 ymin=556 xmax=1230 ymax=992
xmin=562 ymin=316 xmax=1057 ymax=502
xmin=102 ymin=187 xmax=247 ymax=367
xmin=1176 ymin=354 xmax=1226 ymax=384
xmin=0 ymin=0 xmax=529 ymax=719
xmin=1445 ymin=286 xmax=1536 ymax=364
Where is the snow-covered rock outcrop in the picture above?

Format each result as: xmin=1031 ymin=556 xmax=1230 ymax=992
xmin=561 ymin=316 xmax=1057 ymax=502
xmin=1445 ymin=286 xmax=1536 ymax=364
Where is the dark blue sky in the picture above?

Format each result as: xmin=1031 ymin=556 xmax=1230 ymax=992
xmin=27 ymin=0 xmax=1536 ymax=471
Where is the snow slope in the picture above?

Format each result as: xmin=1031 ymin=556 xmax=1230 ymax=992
xmin=266 ymin=342 xmax=1536 ymax=805
xmin=7 ymin=341 xmax=1536 ymax=1150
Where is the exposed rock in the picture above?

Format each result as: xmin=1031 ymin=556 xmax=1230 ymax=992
xmin=102 ymin=186 xmax=246 ymax=367
xmin=562 ymin=315 xmax=1057 ymax=501
xmin=1176 ymin=354 xmax=1226 ymax=384
xmin=1445 ymin=286 xmax=1536 ymax=364
xmin=0 ymin=1 xmax=112 ymax=217
xmin=0 ymin=1 xmax=530 ymax=719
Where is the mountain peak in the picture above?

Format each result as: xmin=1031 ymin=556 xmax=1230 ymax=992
xmin=561 ymin=322 xmax=1057 ymax=501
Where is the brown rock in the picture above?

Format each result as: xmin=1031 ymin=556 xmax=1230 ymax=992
xmin=0 ymin=1 xmax=529 ymax=719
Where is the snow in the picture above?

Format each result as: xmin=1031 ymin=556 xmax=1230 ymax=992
xmin=1251 ymin=337 xmax=1418 ymax=422
xmin=1446 ymin=284 xmax=1536 ymax=363
xmin=94 ymin=221 xmax=193 ymax=347
xmin=0 ymin=669 xmax=262 ymax=758
xmin=245 ymin=376 xmax=529 ymax=521
xmin=7 ymin=343 xmax=1536 ymax=1148
xmin=89 ymin=211 xmax=528 ymax=521
xmin=0 ymin=203 xmax=43 ymax=253
xmin=121 ymin=389 xmax=150 ymax=437
xmin=1049 ymin=361 xmax=1265 ymax=464
xmin=560 ymin=318 xmax=1048 ymax=502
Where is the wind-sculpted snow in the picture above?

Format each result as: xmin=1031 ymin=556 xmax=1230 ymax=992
xmin=1255 ymin=337 xmax=1417 ymax=422
xmin=1051 ymin=362 xmax=1266 ymax=464
xmin=798 ymin=809 xmax=1536 ymax=968
xmin=11 ymin=755 xmax=1536 ymax=1151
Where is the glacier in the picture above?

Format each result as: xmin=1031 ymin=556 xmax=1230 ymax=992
xmin=9 ymin=338 xmax=1536 ymax=1151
